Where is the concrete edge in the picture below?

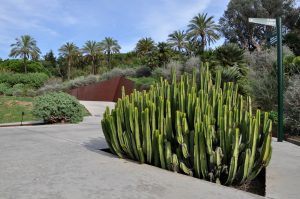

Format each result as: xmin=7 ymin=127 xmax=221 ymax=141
xmin=0 ymin=120 xmax=45 ymax=127
xmin=286 ymin=137 xmax=300 ymax=146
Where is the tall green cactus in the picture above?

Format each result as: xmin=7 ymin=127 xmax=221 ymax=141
xmin=101 ymin=65 xmax=273 ymax=186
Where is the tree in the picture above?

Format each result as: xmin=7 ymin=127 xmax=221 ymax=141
xmin=167 ymin=30 xmax=186 ymax=52
xmin=135 ymin=37 xmax=157 ymax=56
xmin=157 ymin=42 xmax=172 ymax=68
xmin=135 ymin=38 xmax=158 ymax=68
xmin=9 ymin=35 xmax=41 ymax=73
xmin=81 ymin=40 xmax=101 ymax=74
xmin=284 ymin=6 xmax=300 ymax=55
xmin=58 ymin=42 xmax=80 ymax=80
xmin=215 ymin=43 xmax=249 ymax=94
xmin=215 ymin=43 xmax=247 ymax=75
xmin=220 ymin=0 xmax=299 ymax=51
xmin=99 ymin=37 xmax=121 ymax=68
xmin=187 ymin=13 xmax=220 ymax=54
xmin=44 ymin=50 xmax=56 ymax=66
xmin=284 ymin=32 xmax=300 ymax=56
xmin=184 ymin=41 xmax=199 ymax=57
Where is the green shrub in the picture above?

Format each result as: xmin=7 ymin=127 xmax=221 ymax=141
xmin=135 ymin=66 xmax=152 ymax=77
xmin=293 ymin=56 xmax=300 ymax=66
xmin=99 ymin=68 xmax=136 ymax=81
xmin=269 ymin=111 xmax=278 ymax=124
xmin=3 ymin=88 xmax=13 ymax=96
xmin=0 ymin=72 xmax=49 ymax=88
xmin=285 ymin=75 xmax=300 ymax=135
xmin=184 ymin=57 xmax=200 ymax=73
xmin=102 ymin=67 xmax=272 ymax=186
xmin=33 ymin=92 xmax=84 ymax=123
xmin=0 ymin=59 xmax=48 ymax=73
xmin=0 ymin=83 xmax=10 ymax=95
xmin=128 ymin=77 xmax=158 ymax=90
xmin=2 ymin=83 xmax=33 ymax=97
xmin=65 ymin=75 xmax=98 ymax=89
xmin=11 ymin=84 xmax=25 ymax=97
xmin=26 ymin=89 xmax=37 ymax=97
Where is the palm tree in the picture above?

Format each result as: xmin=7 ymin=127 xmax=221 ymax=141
xmin=167 ymin=30 xmax=186 ymax=52
xmin=187 ymin=13 xmax=220 ymax=54
xmin=215 ymin=43 xmax=248 ymax=76
xmin=9 ymin=35 xmax=41 ymax=73
xmin=58 ymin=42 xmax=80 ymax=80
xmin=99 ymin=37 xmax=121 ymax=68
xmin=135 ymin=37 xmax=157 ymax=56
xmin=81 ymin=40 xmax=101 ymax=75
xmin=157 ymin=42 xmax=172 ymax=68
xmin=184 ymin=41 xmax=198 ymax=57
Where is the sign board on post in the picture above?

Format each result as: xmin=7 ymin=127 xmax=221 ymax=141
xmin=249 ymin=18 xmax=276 ymax=26
xmin=249 ymin=17 xmax=284 ymax=142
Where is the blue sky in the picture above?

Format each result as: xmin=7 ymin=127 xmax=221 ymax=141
xmin=0 ymin=0 xmax=230 ymax=58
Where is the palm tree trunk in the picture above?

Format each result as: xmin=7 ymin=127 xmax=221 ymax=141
xmin=92 ymin=56 xmax=96 ymax=75
xmin=200 ymin=34 xmax=206 ymax=54
xmin=107 ymin=53 xmax=111 ymax=69
xmin=68 ymin=58 xmax=71 ymax=80
xmin=23 ymin=55 xmax=27 ymax=73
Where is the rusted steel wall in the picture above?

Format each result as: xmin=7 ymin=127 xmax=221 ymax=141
xmin=68 ymin=76 xmax=135 ymax=102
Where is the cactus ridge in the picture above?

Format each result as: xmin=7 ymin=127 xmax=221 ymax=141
xmin=101 ymin=65 xmax=273 ymax=186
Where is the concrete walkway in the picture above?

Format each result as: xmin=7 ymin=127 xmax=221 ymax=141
xmin=80 ymin=101 xmax=115 ymax=117
xmin=266 ymin=138 xmax=300 ymax=199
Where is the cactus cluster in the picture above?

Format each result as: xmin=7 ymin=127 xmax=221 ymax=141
xmin=101 ymin=66 xmax=272 ymax=185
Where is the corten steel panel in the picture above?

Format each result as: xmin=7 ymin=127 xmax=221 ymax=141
xmin=68 ymin=76 xmax=135 ymax=102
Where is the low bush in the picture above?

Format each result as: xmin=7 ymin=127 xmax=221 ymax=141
xmin=135 ymin=66 xmax=152 ymax=77
xmin=33 ymin=92 xmax=84 ymax=123
xmin=269 ymin=111 xmax=278 ymax=124
xmin=102 ymin=67 xmax=272 ymax=186
xmin=26 ymin=89 xmax=37 ymax=97
xmin=160 ymin=60 xmax=184 ymax=80
xmin=285 ymin=75 xmax=300 ymax=135
xmin=0 ymin=82 xmax=37 ymax=97
xmin=0 ymin=72 xmax=49 ymax=88
xmin=10 ymin=84 xmax=26 ymax=97
xmin=284 ymin=55 xmax=300 ymax=75
xmin=65 ymin=75 xmax=98 ymax=89
xmin=184 ymin=57 xmax=200 ymax=73
xmin=248 ymin=67 xmax=277 ymax=111
xmin=152 ymin=67 xmax=164 ymax=78
xmin=99 ymin=68 xmax=136 ymax=81
xmin=0 ymin=59 xmax=49 ymax=73
xmin=128 ymin=77 xmax=158 ymax=90
xmin=0 ymin=83 xmax=9 ymax=95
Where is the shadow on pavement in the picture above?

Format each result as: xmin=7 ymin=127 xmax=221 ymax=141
xmin=82 ymin=137 xmax=118 ymax=159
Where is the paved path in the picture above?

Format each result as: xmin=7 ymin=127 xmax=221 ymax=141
xmin=80 ymin=101 xmax=115 ymax=116
xmin=0 ymin=103 xmax=263 ymax=199
xmin=266 ymin=139 xmax=300 ymax=199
